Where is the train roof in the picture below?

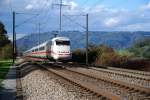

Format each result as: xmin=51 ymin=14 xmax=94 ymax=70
xmin=52 ymin=37 xmax=70 ymax=41
xmin=24 ymin=37 xmax=70 ymax=53
xmin=37 ymin=40 xmax=50 ymax=47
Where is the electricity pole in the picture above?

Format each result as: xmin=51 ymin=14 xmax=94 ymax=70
xmin=59 ymin=0 xmax=62 ymax=34
xmin=38 ymin=23 xmax=41 ymax=45
xmin=13 ymin=11 xmax=16 ymax=64
xmin=86 ymin=14 xmax=89 ymax=65
xmin=53 ymin=0 xmax=69 ymax=34
xmin=12 ymin=12 xmax=38 ymax=64
xmin=63 ymin=14 xmax=89 ymax=64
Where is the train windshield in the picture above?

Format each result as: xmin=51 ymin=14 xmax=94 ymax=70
xmin=56 ymin=41 xmax=70 ymax=45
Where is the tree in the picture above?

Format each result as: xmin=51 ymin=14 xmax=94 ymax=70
xmin=0 ymin=44 xmax=13 ymax=60
xmin=0 ymin=21 xmax=7 ymax=35
xmin=0 ymin=21 xmax=12 ymax=60
xmin=143 ymin=47 xmax=150 ymax=59
xmin=0 ymin=21 xmax=10 ymax=47
xmin=128 ymin=38 xmax=150 ymax=59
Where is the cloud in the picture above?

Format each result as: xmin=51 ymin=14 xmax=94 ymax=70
xmin=25 ymin=4 xmax=33 ymax=10
xmin=62 ymin=3 xmax=150 ymax=31
xmin=62 ymin=0 xmax=79 ymax=14
xmin=121 ymin=22 xmax=150 ymax=31
xmin=0 ymin=0 xmax=11 ymax=6
xmin=69 ymin=1 xmax=77 ymax=10
xmin=8 ymin=33 xmax=27 ymax=41
xmin=104 ymin=17 xmax=120 ymax=27
xmin=82 ymin=5 xmax=107 ymax=13
xmin=1 ymin=0 xmax=150 ymax=33
xmin=4 ymin=0 xmax=11 ymax=5
xmin=141 ymin=0 xmax=150 ymax=11
xmin=25 ymin=0 xmax=52 ymax=10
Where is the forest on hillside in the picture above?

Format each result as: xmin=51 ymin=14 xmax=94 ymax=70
xmin=0 ymin=21 xmax=12 ymax=60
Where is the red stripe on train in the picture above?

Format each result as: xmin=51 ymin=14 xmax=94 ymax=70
xmin=31 ymin=51 xmax=71 ymax=55
xmin=26 ymin=56 xmax=48 ymax=60
xmin=31 ymin=51 xmax=51 ymax=54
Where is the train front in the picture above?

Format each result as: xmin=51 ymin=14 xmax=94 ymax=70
xmin=51 ymin=37 xmax=72 ymax=61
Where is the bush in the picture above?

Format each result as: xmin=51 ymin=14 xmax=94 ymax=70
xmin=0 ymin=21 xmax=12 ymax=60
xmin=0 ymin=35 xmax=11 ymax=47
xmin=0 ymin=44 xmax=13 ymax=60
xmin=72 ymin=49 xmax=85 ymax=63
xmin=128 ymin=38 xmax=150 ymax=59
xmin=72 ymin=44 xmax=149 ymax=71
xmin=72 ymin=45 xmax=130 ymax=66
xmin=142 ymin=47 xmax=150 ymax=59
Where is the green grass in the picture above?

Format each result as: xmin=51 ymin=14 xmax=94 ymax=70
xmin=0 ymin=60 xmax=12 ymax=89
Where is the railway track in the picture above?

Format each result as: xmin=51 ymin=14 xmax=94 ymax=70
xmin=70 ymin=63 xmax=150 ymax=77
xmin=90 ymin=67 xmax=150 ymax=81
xmin=89 ymin=67 xmax=150 ymax=87
xmin=107 ymin=66 xmax=150 ymax=76
xmin=40 ymin=63 xmax=150 ymax=100
xmin=60 ymin=63 xmax=150 ymax=88
xmin=40 ymin=64 xmax=120 ymax=100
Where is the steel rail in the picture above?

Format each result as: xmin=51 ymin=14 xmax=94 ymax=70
xmin=64 ymin=63 xmax=150 ymax=80
xmin=39 ymin=64 xmax=120 ymax=100
xmin=53 ymin=63 xmax=150 ymax=95
xmin=65 ymin=67 xmax=150 ymax=94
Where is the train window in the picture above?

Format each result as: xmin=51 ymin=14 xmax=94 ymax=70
xmin=39 ymin=47 xmax=45 ymax=50
xmin=56 ymin=41 xmax=70 ymax=45
xmin=35 ymin=49 xmax=38 ymax=51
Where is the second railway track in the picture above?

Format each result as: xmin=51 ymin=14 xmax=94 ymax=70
xmin=39 ymin=63 xmax=150 ymax=100
xmin=60 ymin=63 xmax=150 ymax=88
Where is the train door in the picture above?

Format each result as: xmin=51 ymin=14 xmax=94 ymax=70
xmin=46 ymin=41 xmax=51 ymax=58
xmin=51 ymin=41 xmax=55 ymax=56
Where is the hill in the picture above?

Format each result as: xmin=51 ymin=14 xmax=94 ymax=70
xmin=16 ymin=31 xmax=150 ymax=53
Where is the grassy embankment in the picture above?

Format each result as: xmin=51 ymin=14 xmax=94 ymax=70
xmin=0 ymin=60 xmax=12 ymax=89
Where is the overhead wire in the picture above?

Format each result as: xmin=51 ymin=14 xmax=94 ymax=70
xmin=27 ymin=0 xmax=51 ymax=33
xmin=61 ymin=0 xmax=89 ymax=30
xmin=29 ymin=0 xmax=54 ymax=33
xmin=40 ymin=0 xmax=53 ymax=24
xmin=36 ymin=0 xmax=51 ymax=18
xmin=63 ymin=15 xmax=86 ymax=29
xmin=43 ymin=0 xmax=71 ymax=32
xmin=85 ymin=0 xmax=105 ymax=29
xmin=15 ymin=14 xmax=39 ymax=28
xmin=87 ymin=0 xmax=104 ymax=12
xmin=15 ymin=0 xmax=51 ymax=28
xmin=50 ymin=0 xmax=88 ymax=31
xmin=62 ymin=0 xmax=104 ymax=31
xmin=9 ymin=0 xmax=13 ymax=13
xmin=77 ymin=0 xmax=104 ymax=15
xmin=11 ymin=0 xmax=104 ymax=32
xmin=27 ymin=0 xmax=42 ymax=12
xmin=28 ymin=0 xmax=102 ymax=31
xmin=37 ymin=0 xmax=54 ymax=32
xmin=15 ymin=12 xmax=39 ymax=15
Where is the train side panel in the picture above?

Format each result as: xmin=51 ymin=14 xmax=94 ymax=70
xmin=23 ymin=37 xmax=72 ymax=61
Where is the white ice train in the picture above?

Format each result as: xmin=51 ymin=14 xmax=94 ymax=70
xmin=23 ymin=37 xmax=72 ymax=61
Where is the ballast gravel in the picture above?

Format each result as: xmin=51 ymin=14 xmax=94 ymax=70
xmin=21 ymin=68 xmax=100 ymax=100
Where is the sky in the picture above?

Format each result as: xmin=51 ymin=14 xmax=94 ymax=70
xmin=0 ymin=0 xmax=150 ymax=40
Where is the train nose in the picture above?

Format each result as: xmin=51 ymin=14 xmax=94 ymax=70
xmin=57 ymin=51 xmax=71 ymax=57
xmin=58 ymin=51 xmax=70 ymax=53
